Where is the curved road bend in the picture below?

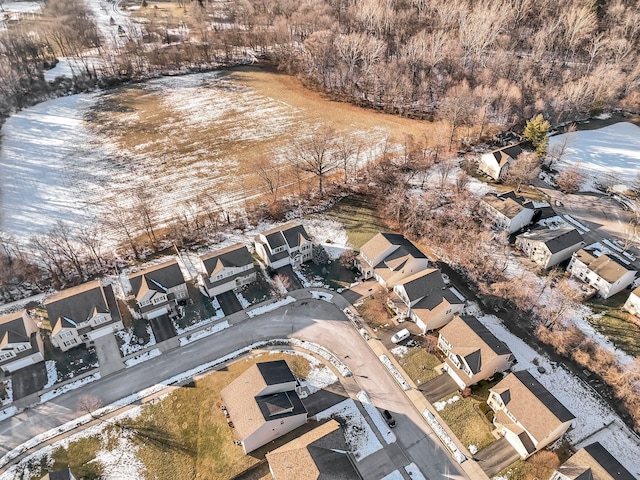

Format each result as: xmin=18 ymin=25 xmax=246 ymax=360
xmin=0 ymin=298 xmax=468 ymax=479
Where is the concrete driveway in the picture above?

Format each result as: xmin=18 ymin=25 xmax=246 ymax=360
xmin=274 ymin=265 xmax=303 ymax=291
xmin=422 ymin=374 xmax=459 ymax=403
xmin=93 ymin=335 xmax=124 ymax=376
xmin=10 ymin=362 xmax=48 ymax=400
xmin=215 ymin=291 xmax=243 ymax=316
xmin=0 ymin=298 xmax=469 ymax=480
xmin=149 ymin=314 xmax=177 ymax=343
xmin=474 ymin=436 xmax=520 ymax=476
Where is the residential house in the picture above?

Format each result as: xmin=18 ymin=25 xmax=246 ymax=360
xmin=437 ymin=315 xmax=513 ymax=389
xmin=254 ymin=222 xmax=313 ymax=269
xmin=515 ymin=228 xmax=585 ymax=269
xmin=200 ymin=244 xmax=256 ymax=297
xmin=478 ymin=144 xmax=524 ymax=180
xmin=266 ymin=419 xmax=359 ymax=480
xmin=221 ymin=360 xmax=308 ymax=454
xmin=568 ymin=248 xmax=637 ymax=299
xmin=622 ymin=285 xmax=640 ymax=317
xmin=387 ymin=269 xmax=465 ymax=333
xmin=40 ymin=469 xmax=77 ymax=480
xmin=481 ymin=191 xmax=536 ymax=234
xmin=0 ymin=310 xmax=44 ymax=373
xmin=488 ymin=370 xmax=575 ymax=459
xmin=549 ymin=441 xmax=635 ymax=480
xmin=128 ymin=259 xmax=189 ymax=320
xmin=45 ymin=281 xmax=124 ymax=352
xmin=356 ymin=232 xmax=430 ymax=289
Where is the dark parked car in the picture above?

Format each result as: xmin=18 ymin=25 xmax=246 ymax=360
xmin=382 ymin=409 xmax=396 ymax=428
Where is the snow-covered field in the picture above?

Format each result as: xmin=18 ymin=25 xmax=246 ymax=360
xmin=550 ymin=122 xmax=640 ymax=192
xmin=0 ymin=71 xmax=396 ymax=247
xmin=464 ymin=302 xmax=640 ymax=476
xmin=0 ymin=1 xmax=42 ymax=29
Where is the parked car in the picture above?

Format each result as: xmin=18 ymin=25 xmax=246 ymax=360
xmin=391 ymin=328 xmax=410 ymax=344
xmin=382 ymin=409 xmax=396 ymax=428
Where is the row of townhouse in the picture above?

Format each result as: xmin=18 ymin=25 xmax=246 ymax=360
xmin=480 ymin=190 xmax=639 ymax=305
xmin=2 ymin=222 xmax=314 ymax=372
xmin=354 ymin=231 xmax=633 ymax=476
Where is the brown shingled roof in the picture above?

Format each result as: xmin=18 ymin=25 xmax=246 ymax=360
xmin=490 ymin=371 xmax=574 ymax=444
xmin=266 ymin=420 xmax=359 ymax=480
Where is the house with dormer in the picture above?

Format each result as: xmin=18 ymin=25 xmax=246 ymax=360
xmin=356 ymin=233 xmax=430 ymax=289
xmin=45 ymin=280 xmax=124 ymax=352
xmin=478 ymin=144 xmax=524 ymax=180
xmin=437 ymin=315 xmax=513 ymax=389
xmin=128 ymin=259 xmax=189 ymax=320
xmin=481 ymin=191 xmax=536 ymax=234
xmin=0 ymin=310 xmax=44 ymax=373
xmin=254 ymin=222 xmax=313 ymax=269
xmin=568 ymin=248 xmax=637 ymax=299
xmin=550 ymin=441 xmax=635 ymax=480
xmin=266 ymin=419 xmax=359 ymax=480
xmin=488 ymin=370 xmax=575 ymax=459
xmin=200 ymin=244 xmax=257 ymax=297
xmin=516 ymin=228 xmax=584 ymax=269
xmin=221 ymin=360 xmax=308 ymax=454
xmin=387 ymin=269 xmax=465 ymax=333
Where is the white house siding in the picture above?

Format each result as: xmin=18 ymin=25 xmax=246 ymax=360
xmin=570 ymin=258 xmax=636 ymax=299
xmin=206 ymin=271 xmax=257 ymax=297
xmin=2 ymin=352 xmax=44 ymax=373
xmin=503 ymin=427 xmax=531 ymax=459
xmin=533 ymin=421 xmax=573 ymax=456
xmin=242 ymin=413 xmax=307 ymax=453
xmin=442 ymin=363 xmax=467 ymax=390
xmin=143 ymin=306 xmax=170 ymax=320
xmin=478 ymin=154 xmax=501 ymax=180
xmin=507 ymin=209 xmax=535 ymax=234
xmin=624 ymin=291 xmax=640 ymax=316
xmin=86 ymin=321 xmax=124 ymax=340
xmin=414 ymin=303 xmax=464 ymax=333
xmin=169 ymin=283 xmax=189 ymax=300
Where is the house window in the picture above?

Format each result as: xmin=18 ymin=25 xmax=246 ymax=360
xmin=63 ymin=338 xmax=79 ymax=347
xmin=0 ymin=351 xmax=14 ymax=361
xmin=216 ymin=274 xmax=223 ymax=280
xmin=16 ymin=344 xmax=27 ymax=352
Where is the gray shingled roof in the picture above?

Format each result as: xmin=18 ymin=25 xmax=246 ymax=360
xmin=201 ymin=244 xmax=254 ymax=275
xmin=129 ymin=260 xmax=186 ymax=297
xmin=46 ymin=282 xmax=121 ymax=328
xmin=517 ymin=228 xmax=584 ymax=254
xmin=399 ymin=269 xmax=446 ymax=302
xmin=0 ymin=311 xmax=29 ymax=344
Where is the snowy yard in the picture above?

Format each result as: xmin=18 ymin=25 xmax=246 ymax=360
xmin=550 ymin=122 xmax=640 ymax=192
xmin=464 ymin=302 xmax=640 ymax=476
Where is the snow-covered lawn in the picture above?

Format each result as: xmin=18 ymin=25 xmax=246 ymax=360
xmin=304 ymin=217 xmax=350 ymax=259
xmin=0 ymin=405 xmax=145 ymax=480
xmin=116 ymin=325 xmax=156 ymax=356
xmin=466 ymin=302 xmax=640 ymax=476
xmin=356 ymin=391 xmax=396 ymax=444
xmin=315 ymin=398 xmax=383 ymax=461
xmin=124 ymin=348 xmax=161 ymax=367
xmin=380 ymin=471 xmax=404 ymax=480
xmin=0 ymin=1 xmax=42 ymax=28
xmin=43 ymin=360 xmax=58 ymax=388
xmin=178 ymin=320 xmax=231 ymax=346
xmin=1 ymin=379 xmax=13 ymax=407
xmin=390 ymin=345 xmax=409 ymax=358
xmin=268 ymin=348 xmax=338 ymax=398
xmin=404 ymin=463 xmax=426 ymax=480
xmin=246 ymin=296 xmax=295 ymax=317
xmin=40 ymin=372 xmax=101 ymax=402
xmin=310 ymin=290 xmax=333 ymax=302
xmin=434 ymin=395 xmax=460 ymax=412
xmin=550 ymin=122 xmax=640 ymax=192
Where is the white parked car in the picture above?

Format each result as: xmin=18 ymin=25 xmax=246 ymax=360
xmin=391 ymin=328 xmax=410 ymax=344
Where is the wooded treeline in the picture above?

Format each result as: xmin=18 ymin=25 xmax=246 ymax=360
xmin=232 ymin=0 xmax=640 ymax=130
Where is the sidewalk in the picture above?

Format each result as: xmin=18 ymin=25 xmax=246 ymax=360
xmin=342 ymin=299 xmax=491 ymax=480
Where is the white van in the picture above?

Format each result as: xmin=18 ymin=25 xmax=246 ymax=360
xmin=391 ymin=328 xmax=410 ymax=344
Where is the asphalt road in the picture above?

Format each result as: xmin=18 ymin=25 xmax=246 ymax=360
xmin=0 ymin=299 xmax=468 ymax=480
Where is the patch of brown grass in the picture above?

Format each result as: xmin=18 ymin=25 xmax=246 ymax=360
xmin=356 ymin=293 xmax=392 ymax=328
xmin=395 ymin=347 xmax=441 ymax=386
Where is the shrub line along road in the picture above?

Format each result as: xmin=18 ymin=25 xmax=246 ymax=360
xmin=0 ymin=289 xmax=470 ymax=480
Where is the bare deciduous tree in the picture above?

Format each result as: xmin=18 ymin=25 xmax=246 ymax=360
xmin=294 ymin=126 xmax=337 ymax=195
